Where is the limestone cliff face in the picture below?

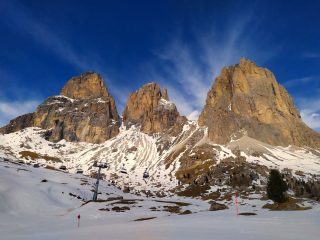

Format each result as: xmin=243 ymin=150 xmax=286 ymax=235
xmin=198 ymin=58 xmax=320 ymax=148
xmin=122 ymin=83 xmax=187 ymax=135
xmin=60 ymin=72 xmax=109 ymax=100
xmin=0 ymin=72 xmax=120 ymax=143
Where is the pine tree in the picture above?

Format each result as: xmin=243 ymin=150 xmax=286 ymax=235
xmin=267 ymin=169 xmax=288 ymax=203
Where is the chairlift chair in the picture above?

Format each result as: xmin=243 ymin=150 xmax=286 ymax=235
xmin=101 ymin=163 xmax=108 ymax=169
xmin=120 ymin=164 xmax=127 ymax=174
xmin=143 ymin=169 xmax=149 ymax=178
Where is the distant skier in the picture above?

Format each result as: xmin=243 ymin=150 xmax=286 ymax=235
xmin=77 ymin=214 xmax=80 ymax=228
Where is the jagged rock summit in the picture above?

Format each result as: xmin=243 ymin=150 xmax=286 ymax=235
xmin=1 ymin=61 xmax=320 ymax=203
xmin=198 ymin=58 xmax=320 ymax=148
xmin=1 ymin=61 xmax=319 ymax=148
xmin=0 ymin=72 xmax=120 ymax=143
xmin=123 ymin=83 xmax=187 ymax=135
xmin=60 ymin=72 xmax=109 ymax=99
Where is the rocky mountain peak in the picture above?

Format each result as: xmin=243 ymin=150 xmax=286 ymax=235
xmin=60 ymin=72 xmax=109 ymax=100
xmin=162 ymin=87 xmax=169 ymax=100
xmin=0 ymin=72 xmax=120 ymax=143
xmin=123 ymin=82 xmax=186 ymax=135
xmin=239 ymin=57 xmax=257 ymax=68
xmin=198 ymin=58 xmax=320 ymax=148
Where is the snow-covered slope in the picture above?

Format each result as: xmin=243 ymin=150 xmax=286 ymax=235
xmin=1 ymin=123 xmax=320 ymax=195
xmin=1 ymin=159 xmax=319 ymax=240
xmin=228 ymin=135 xmax=320 ymax=178
xmin=0 ymin=125 xmax=182 ymax=193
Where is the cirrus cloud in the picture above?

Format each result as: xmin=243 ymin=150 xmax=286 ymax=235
xmin=147 ymin=15 xmax=277 ymax=120
xmin=0 ymin=100 xmax=40 ymax=127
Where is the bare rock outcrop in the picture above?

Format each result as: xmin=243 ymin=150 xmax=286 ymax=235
xmin=60 ymin=72 xmax=109 ymax=100
xmin=198 ymin=58 xmax=320 ymax=148
xmin=0 ymin=113 xmax=34 ymax=134
xmin=0 ymin=72 xmax=120 ymax=143
xmin=122 ymin=83 xmax=187 ymax=135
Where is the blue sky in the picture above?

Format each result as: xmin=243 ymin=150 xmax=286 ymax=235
xmin=0 ymin=0 xmax=319 ymax=131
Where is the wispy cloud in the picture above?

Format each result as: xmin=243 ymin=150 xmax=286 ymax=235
xmin=165 ymin=85 xmax=199 ymax=120
xmin=303 ymin=52 xmax=320 ymax=59
xmin=0 ymin=100 xmax=40 ymax=127
xmin=148 ymin=15 xmax=276 ymax=120
xmin=2 ymin=1 xmax=102 ymax=72
xmin=1 ymin=0 xmax=127 ymax=114
xmin=297 ymin=96 xmax=320 ymax=130
xmin=155 ymin=40 xmax=210 ymax=110
xmin=108 ymin=86 xmax=131 ymax=114
xmin=283 ymin=76 xmax=317 ymax=88
xmin=0 ymin=67 xmax=44 ymax=126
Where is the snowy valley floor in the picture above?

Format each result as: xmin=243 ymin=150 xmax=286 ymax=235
xmin=0 ymin=159 xmax=319 ymax=240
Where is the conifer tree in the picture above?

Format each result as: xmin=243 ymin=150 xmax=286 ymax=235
xmin=267 ymin=169 xmax=288 ymax=203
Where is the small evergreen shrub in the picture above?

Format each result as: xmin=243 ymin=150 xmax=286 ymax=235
xmin=267 ymin=169 xmax=288 ymax=203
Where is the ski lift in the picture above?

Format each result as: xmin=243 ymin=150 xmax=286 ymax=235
xmin=93 ymin=161 xmax=108 ymax=169
xmin=143 ymin=169 xmax=149 ymax=178
xmin=120 ymin=164 xmax=127 ymax=174
xmin=101 ymin=163 xmax=108 ymax=169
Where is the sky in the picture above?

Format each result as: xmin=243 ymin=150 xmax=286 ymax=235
xmin=0 ymin=0 xmax=319 ymax=131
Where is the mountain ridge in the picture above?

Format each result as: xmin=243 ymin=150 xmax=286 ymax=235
xmin=1 ymin=58 xmax=319 ymax=150
xmin=1 ymin=57 xmax=320 ymax=201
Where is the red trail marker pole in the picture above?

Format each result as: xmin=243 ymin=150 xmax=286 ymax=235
xmin=77 ymin=214 xmax=80 ymax=228
xmin=235 ymin=192 xmax=239 ymax=217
